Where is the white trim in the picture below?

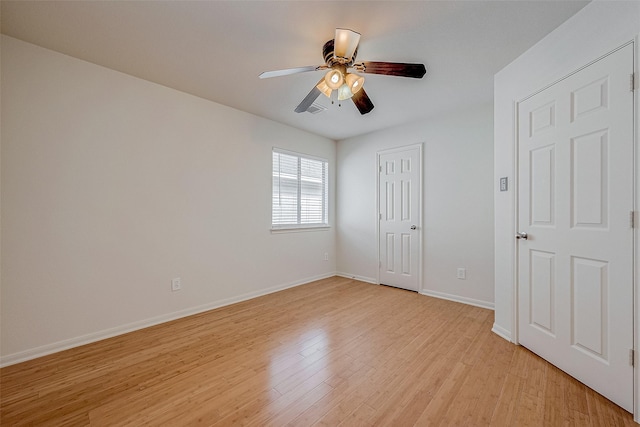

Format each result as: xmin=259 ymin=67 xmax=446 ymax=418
xmin=492 ymin=323 xmax=512 ymax=342
xmin=0 ymin=271 xmax=497 ymax=368
xmin=419 ymin=289 xmax=495 ymax=310
xmin=376 ymin=143 xmax=424 ymax=292
xmin=519 ymin=41 xmax=634 ymax=104
xmin=338 ymin=274 xmax=496 ymax=312
xmin=335 ymin=272 xmax=378 ymax=284
xmin=272 ymin=147 xmax=328 ymax=164
xmin=376 ymin=149 xmax=380 ymax=285
xmin=632 ymin=34 xmax=639 ymax=425
xmin=512 ymin=98 xmax=520 ymax=345
xmin=270 ymin=226 xmax=330 ymax=233
xmin=0 ymin=272 xmax=335 ymax=368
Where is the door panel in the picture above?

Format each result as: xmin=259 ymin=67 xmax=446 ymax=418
xmin=571 ymin=130 xmax=608 ymax=228
xmin=571 ymin=256 xmax=608 ymax=360
xmin=530 ymin=144 xmax=555 ymax=226
xmin=378 ymin=146 xmax=421 ymax=291
xmin=517 ymin=44 xmax=633 ymax=411
xmin=529 ymin=249 xmax=555 ymax=335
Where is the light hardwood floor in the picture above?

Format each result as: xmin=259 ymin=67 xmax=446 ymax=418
xmin=1 ymin=276 xmax=634 ymax=426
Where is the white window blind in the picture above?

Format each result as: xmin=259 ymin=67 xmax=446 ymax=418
xmin=272 ymin=149 xmax=328 ymax=229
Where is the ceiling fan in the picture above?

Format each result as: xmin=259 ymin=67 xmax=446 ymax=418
xmin=259 ymin=28 xmax=426 ymax=115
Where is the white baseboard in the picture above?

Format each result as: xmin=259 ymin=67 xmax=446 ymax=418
xmin=0 ymin=272 xmax=335 ymax=368
xmin=419 ymin=289 xmax=495 ymax=310
xmin=491 ymin=323 xmax=512 ymax=342
xmin=335 ymin=272 xmax=378 ymax=285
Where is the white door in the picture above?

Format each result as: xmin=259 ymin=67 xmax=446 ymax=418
xmin=378 ymin=145 xmax=421 ymax=292
xmin=517 ymin=44 xmax=634 ymax=411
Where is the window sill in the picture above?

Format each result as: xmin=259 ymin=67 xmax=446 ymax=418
xmin=271 ymin=226 xmax=331 ymax=234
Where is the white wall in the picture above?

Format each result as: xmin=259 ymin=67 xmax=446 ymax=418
xmin=493 ymin=0 xmax=640 ymax=342
xmin=0 ymin=36 xmax=336 ymax=365
xmin=336 ymin=103 xmax=495 ymax=308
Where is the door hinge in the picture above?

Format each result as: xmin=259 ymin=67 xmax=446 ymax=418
xmin=630 ymin=349 xmax=635 ymax=367
xmin=631 ymin=73 xmax=636 ymax=92
xmin=631 ymin=211 xmax=635 ymax=228
xmin=379 ymin=213 xmax=382 ymax=220
xmin=379 ymin=165 xmax=383 ymax=173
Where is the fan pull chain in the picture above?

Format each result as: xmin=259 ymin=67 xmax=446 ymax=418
xmin=329 ymin=90 xmax=341 ymax=107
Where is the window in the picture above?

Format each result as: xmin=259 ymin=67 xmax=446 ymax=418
xmin=272 ymin=149 xmax=328 ymax=229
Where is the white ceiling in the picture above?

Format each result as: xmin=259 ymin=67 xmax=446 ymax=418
xmin=1 ymin=1 xmax=589 ymax=140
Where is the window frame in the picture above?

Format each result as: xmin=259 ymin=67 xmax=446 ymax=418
xmin=271 ymin=148 xmax=329 ymax=231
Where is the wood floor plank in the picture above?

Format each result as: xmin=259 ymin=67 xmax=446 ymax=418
xmin=442 ymin=327 xmax=512 ymax=426
xmin=1 ymin=277 xmax=634 ymax=426
xmin=337 ymin=402 xmax=377 ymax=426
xmin=413 ymin=360 xmax=472 ymax=425
xmin=285 ymin=366 xmax=374 ymax=426
xmin=489 ymin=373 xmax=526 ymax=426
xmin=370 ymin=349 xmax=451 ymax=425
xmin=543 ymin=364 xmax=569 ymax=426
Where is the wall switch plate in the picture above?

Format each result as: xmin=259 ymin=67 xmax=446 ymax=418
xmin=499 ymin=177 xmax=508 ymax=192
xmin=456 ymin=268 xmax=466 ymax=280
xmin=324 ymin=252 xmax=329 ymax=261
xmin=171 ymin=277 xmax=181 ymax=291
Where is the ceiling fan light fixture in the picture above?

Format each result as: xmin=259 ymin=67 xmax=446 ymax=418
xmin=316 ymin=80 xmax=333 ymax=98
xmin=337 ymin=83 xmax=354 ymax=101
xmin=345 ymin=73 xmax=365 ymax=95
xmin=259 ymin=28 xmax=425 ymax=116
xmin=334 ymin=28 xmax=361 ymax=62
xmin=324 ymin=69 xmax=344 ymax=90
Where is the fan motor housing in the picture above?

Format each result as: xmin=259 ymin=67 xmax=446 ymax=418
xmin=323 ymin=39 xmax=358 ymax=67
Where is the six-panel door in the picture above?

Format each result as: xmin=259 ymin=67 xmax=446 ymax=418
xmin=517 ymin=44 xmax=634 ymax=411
xmin=378 ymin=146 xmax=421 ymax=292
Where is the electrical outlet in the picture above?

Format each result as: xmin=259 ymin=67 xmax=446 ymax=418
xmin=324 ymin=252 xmax=329 ymax=261
xmin=171 ymin=277 xmax=182 ymax=291
xmin=456 ymin=268 xmax=466 ymax=280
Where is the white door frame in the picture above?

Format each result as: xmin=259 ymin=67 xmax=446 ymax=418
xmin=376 ymin=143 xmax=424 ymax=291
xmin=512 ymin=40 xmax=638 ymax=418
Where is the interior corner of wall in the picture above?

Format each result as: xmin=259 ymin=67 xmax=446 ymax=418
xmin=491 ymin=323 xmax=512 ymax=342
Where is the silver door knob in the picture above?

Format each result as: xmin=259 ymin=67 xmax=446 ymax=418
xmin=410 ymin=225 xmax=417 ymax=230
xmin=516 ymin=232 xmax=528 ymax=240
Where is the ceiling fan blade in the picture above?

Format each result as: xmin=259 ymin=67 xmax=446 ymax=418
xmin=294 ymin=78 xmax=325 ymax=113
xmin=352 ymin=88 xmax=374 ymax=115
xmin=356 ymin=61 xmax=426 ymax=79
xmin=259 ymin=65 xmax=323 ymax=79
xmin=334 ymin=28 xmax=360 ymax=62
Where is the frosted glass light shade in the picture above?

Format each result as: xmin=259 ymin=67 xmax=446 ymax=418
xmin=324 ymin=69 xmax=344 ymax=90
xmin=337 ymin=84 xmax=354 ymax=101
xmin=345 ymin=73 xmax=365 ymax=95
xmin=334 ymin=28 xmax=361 ymax=61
